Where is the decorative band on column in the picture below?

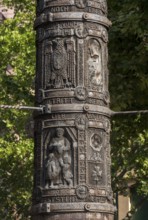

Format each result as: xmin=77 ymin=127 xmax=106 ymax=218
xmin=32 ymin=202 xmax=115 ymax=214
xmin=35 ymin=12 xmax=111 ymax=28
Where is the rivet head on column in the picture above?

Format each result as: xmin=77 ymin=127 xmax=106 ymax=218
xmin=83 ymin=13 xmax=89 ymax=20
xmin=84 ymin=203 xmax=91 ymax=211
xmin=83 ymin=105 xmax=89 ymax=112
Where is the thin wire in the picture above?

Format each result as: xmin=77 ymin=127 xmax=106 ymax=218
xmin=0 ymin=104 xmax=43 ymax=111
xmin=111 ymin=110 xmax=148 ymax=115
xmin=0 ymin=104 xmax=148 ymax=115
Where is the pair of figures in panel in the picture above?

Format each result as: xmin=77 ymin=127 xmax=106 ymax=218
xmin=45 ymin=128 xmax=73 ymax=188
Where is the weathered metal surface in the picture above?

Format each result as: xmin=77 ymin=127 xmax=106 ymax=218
xmin=32 ymin=0 xmax=115 ymax=219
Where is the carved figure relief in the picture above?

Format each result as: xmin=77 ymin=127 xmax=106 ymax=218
xmin=46 ymin=38 xmax=76 ymax=89
xmin=88 ymin=39 xmax=103 ymax=90
xmin=45 ymin=153 xmax=59 ymax=188
xmin=62 ymin=154 xmax=73 ymax=187
xmin=45 ymin=128 xmax=73 ymax=188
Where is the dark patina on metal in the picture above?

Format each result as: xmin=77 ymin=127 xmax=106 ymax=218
xmin=32 ymin=0 xmax=115 ymax=219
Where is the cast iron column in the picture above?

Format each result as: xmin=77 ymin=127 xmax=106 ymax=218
xmin=32 ymin=0 xmax=115 ymax=219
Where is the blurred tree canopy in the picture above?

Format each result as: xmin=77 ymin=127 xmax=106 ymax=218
xmin=0 ymin=0 xmax=148 ymax=219
xmin=0 ymin=0 xmax=35 ymax=219
xmin=108 ymin=0 xmax=148 ymax=218
xmin=108 ymin=0 xmax=148 ymax=193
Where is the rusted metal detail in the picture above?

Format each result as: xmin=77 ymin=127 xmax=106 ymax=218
xmin=32 ymin=0 xmax=115 ymax=219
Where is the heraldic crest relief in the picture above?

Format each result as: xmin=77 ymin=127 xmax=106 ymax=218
xmin=45 ymin=38 xmax=76 ymax=89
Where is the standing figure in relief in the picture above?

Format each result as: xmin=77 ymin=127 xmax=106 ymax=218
xmin=46 ymin=128 xmax=72 ymax=188
xmin=45 ymin=153 xmax=60 ymax=188
xmin=88 ymin=39 xmax=102 ymax=87
xmin=50 ymin=39 xmax=68 ymax=88
xmin=62 ymin=154 xmax=73 ymax=187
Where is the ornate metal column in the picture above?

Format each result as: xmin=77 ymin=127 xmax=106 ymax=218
xmin=32 ymin=0 xmax=114 ymax=219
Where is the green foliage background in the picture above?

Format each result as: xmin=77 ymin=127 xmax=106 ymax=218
xmin=108 ymin=0 xmax=148 ymax=195
xmin=0 ymin=0 xmax=147 ymax=219
xmin=0 ymin=0 xmax=35 ymax=219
